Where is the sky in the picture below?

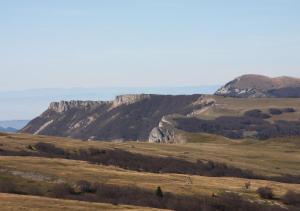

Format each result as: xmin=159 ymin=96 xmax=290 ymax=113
xmin=0 ymin=0 xmax=300 ymax=91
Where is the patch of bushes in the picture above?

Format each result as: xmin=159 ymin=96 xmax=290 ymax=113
xmin=282 ymin=108 xmax=296 ymax=113
xmin=51 ymin=183 xmax=74 ymax=198
xmin=245 ymin=109 xmax=271 ymax=119
xmin=49 ymin=181 xmax=287 ymax=211
xmin=0 ymin=180 xmax=17 ymax=193
xmin=257 ymin=187 xmax=274 ymax=199
xmin=34 ymin=142 xmax=66 ymax=155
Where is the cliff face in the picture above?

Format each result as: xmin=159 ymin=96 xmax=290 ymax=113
xmin=21 ymin=94 xmax=203 ymax=141
xmin=215 ymin=74 xmax=300 ymax=98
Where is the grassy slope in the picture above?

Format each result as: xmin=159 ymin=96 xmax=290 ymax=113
xmin=1 ymin=133 xmax=300 ymax=177
xmin=0 ymin=133 xmax=299 ymax=202
xmin=198 ymin=95 xmax=300 ymax=122
xmin=0 ymin=156 xmax=299 ymax=200
xmin=0 ymin=193 xmax=163 ymax=211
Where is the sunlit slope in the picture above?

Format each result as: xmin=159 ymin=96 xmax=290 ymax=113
xmin=0 ymin=193 xmax=162 ymax=211
xmin=1 ymin=132 xmax=299 ymax=177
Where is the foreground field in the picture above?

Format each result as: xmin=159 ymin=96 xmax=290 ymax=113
xmin=0 ymin=132 xmax=299 ymax=210
xmin=0 ymin=193 xmax=162 ymax=211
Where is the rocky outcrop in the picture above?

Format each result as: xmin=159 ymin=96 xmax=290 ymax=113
xmin=49 ymin=95 xmax=151 ymax=113
xmin=215 ymin=74 xmax=300 ymax=98
xmin=49 ymin=101 xmax=105 ymax=113
xmin=112 ymin=94 xmax=151 ymax=107
xmin=149 ymin=116 xmax=176 ymax=143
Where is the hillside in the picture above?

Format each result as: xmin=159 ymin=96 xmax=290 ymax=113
xmin=21 ymin=94 xmax=206 ymax=141
xmin=215 ymin=74 xmax=300 ymax=98
xmin=0 ymin=132 xmax=299 ymax=210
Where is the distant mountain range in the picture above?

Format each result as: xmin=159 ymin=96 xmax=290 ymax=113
xmin=21 ymin=74 xmax=300 ymax=142
xmin=0 ymin=120 xmax=30 ymax=133
xmin=0 ymin=126 xmax=18 ymax=133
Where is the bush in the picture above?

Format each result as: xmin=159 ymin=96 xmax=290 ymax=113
xmin=0 ymin=180 xmax=17 ymax=193
xmin=282 ymin=108 xmax=296 ymax=113
xmin=51 ymin=183 xmax=74 ymax=198
xmin=244 ymin=109 xmax=271 ymax=119
xmin=282 ymin=190 xmax=300 ymax=205
xmin=76 ymin=180 xmax=95 ymax=193
xmin=257 ymin=187 xmax=274 ymax=199
xmin=269 ymin=108 xmax=282 ymax=115
xmin=27 ymin=145 xmax=34 ymax=150
xmin=35 ymin=142 xmax=65 ymax=155
xmin=244 ymin=181 xmax=251 ymax=190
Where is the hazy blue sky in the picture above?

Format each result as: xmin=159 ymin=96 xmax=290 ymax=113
xmin=1 ymin=0 xmax=300 ymax=91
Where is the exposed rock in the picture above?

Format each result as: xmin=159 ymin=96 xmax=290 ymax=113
xmin=112 ymin=94 xmax=151 ymax=107
xmin=149 ymin=116 xmax=176 ymax=143
xmin=149 ymin=96 xmax=216 ymax=144
xmin=49 ymin=101 xmax=104 ymax=113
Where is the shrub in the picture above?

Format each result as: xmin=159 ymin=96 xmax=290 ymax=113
xmin=76 ymin=180 xmax=95 ymax=193
xmin=51 ymin=183 xmax=74 ymax=198
xmin=257 ymin=187 xmax=274 ymax=199
xmin=244 ymin=181 xmax=251 ymax=190
xmin=27 ymin=145 xmax=34 ymax=150
xmin=282 ymin=190 xmax=300 ymax=205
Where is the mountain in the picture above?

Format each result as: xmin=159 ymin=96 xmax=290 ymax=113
xmin=215 ymin=74 xmax=300 ymax=98
xmin=21 ymin=94 xmax=210 ymax=141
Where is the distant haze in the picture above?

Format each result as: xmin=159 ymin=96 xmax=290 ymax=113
xmin=0 ymin=1 xmax=300 ymax=91
xmin=0 ymin=86 xmax=219 ymax=121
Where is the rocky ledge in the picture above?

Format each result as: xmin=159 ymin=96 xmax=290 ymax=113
xmin=49 ymin=94 xmax=152 ymax=113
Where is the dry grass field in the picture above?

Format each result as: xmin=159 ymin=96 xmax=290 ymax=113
xmin=0 ymin=193 xmax=162 ymax=211
xmin=0 ymin=132 xmax=299 ymax=210
xmin=1 ymin=132 xmax=299 ymax=177
xmin=0 ymin=155 xmax=299 ymax=199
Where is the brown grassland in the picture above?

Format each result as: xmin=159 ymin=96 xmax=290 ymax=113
xmin=0 ymin=132 xmax=299 ymax=210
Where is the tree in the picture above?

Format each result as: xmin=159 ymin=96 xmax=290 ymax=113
xmin=155 ymin=186 xmax=163 ymax=198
